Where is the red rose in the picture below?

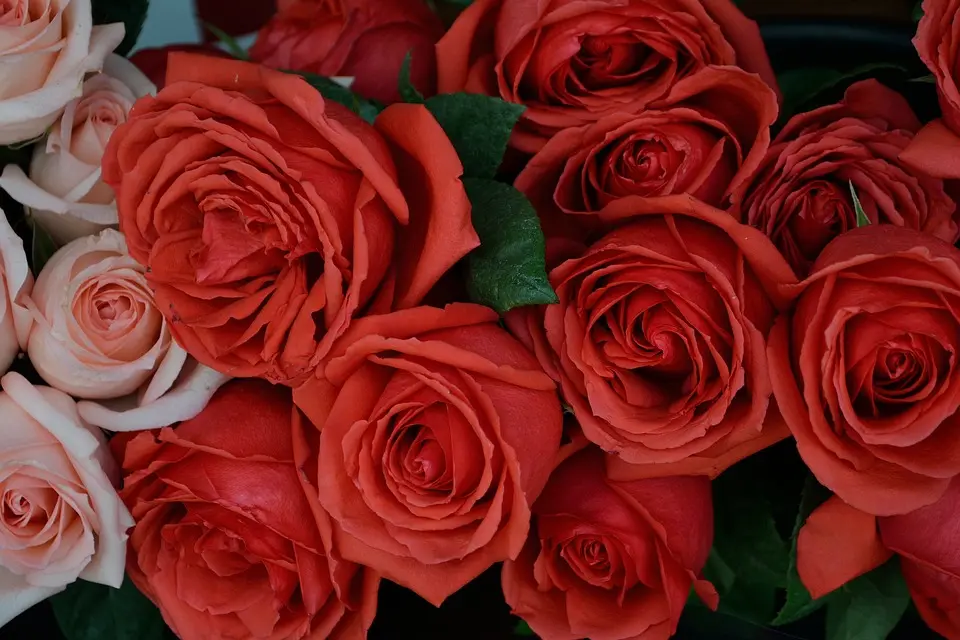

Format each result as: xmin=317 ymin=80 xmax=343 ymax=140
xmin=249 ymin=0 xmax=444 ymax=104
xmin=114 ymin=379 xmax=379 ymax=640
xmin=508 ymin=195 xmax=796 ymax=478
xmin=797 ymin=480 xmax=960 ymax=640
xmin=102 ymin=55 xmax=478 ymax=385
xmin=731 ymin=79 xmax=957 ymax=276
xmin=901 ymin=0 xmax=960 ymax=179
xmin=516 ymin=65 xmax=778 ymax=237
xmin=195 ymin=0 xmax=277 ymax=41
xmin=436 ymin=0 xmax=778 ymax=153
xmin=503 ymin=448 xmax=717 ymax=640
xmin=128 ymin=45 xmax=232 ymax=89
xmin=293 ymin=304 xmax=563 ymax=605
xmin=770 ymin=225 xmax=960 ymax=516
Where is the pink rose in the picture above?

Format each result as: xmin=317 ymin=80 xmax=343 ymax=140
xmin=0 ymin=55 xmax=156 ymax=244
xmin=0 ymin=1 xmax=124 ymax=145
xmin=25 ymin=230 xmax=229 ymax=431
xmin=0 ymin=209 xmax=31 ymax=376
xmin=0 ymin=372 xmax=132 ymax=626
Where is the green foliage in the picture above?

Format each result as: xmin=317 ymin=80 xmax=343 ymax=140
xmin=463 ymin=178 xmax=557 ymax=314
xmin=398 ymin=52 xmax=425 ymax=104
xmin=204 ymin=23 xmax=249 ymax=60
xmin=51 ymin=577 xmax=172 ymax=640
xmin=295 ymin=73 xmax=383 ymax=124
xmin=849 ymin=182 xmax=870 ymax=227
xmin=91 ymin=0 xmax=149 ymax=57
xmin=825 ymin=560 xmax=911 ymax=640
xmin=424 ymin=94 xmax=525 ymax=179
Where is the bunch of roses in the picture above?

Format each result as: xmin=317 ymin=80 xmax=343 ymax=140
xmin=2 ymin=0 xmax=960 ymax=639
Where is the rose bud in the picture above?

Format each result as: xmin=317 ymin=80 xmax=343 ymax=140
xmin=115 ymin=379 xmax=379 ymax=640
xmin=504 ymin=448 xmax=717 ymax=640
xmin=293 ymin=304 xmax=564 ymax=605
xmin=25 ymin=230 xmax=229 ymax=431
xmin=731 ymin=80 xmax=957 ymax=276
xmin=0 ymin=209 xmax=31 ymax=377
xmin=0 ymin=55 xmax=155 ymax=245
xmin=770 ymin=225 xmax=960 ymax=516
xmin=0 ymin=1 xmax=124 ymax=145
xmin=102 ymin=54 xmax=478 ymax=385
xmin=0 ymin=372 xmax=132 ymax=627
xmin=517 ymin=66 xmax=778 ymax=236
xmin=437 ymin=0 xmax=778 ymax=153
xmin=250 ymin=0 xmax=444 ymax=104
xmin=508 ymin=195 xmax=796 ymax=478
xmin=796 ymin=480 xmax=960 ymax=640
xmin=901 ymin=0 xmax=960 ymax=179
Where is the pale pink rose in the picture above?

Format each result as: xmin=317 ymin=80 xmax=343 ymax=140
xmin=0 ymin=1 xmax=124 ymax=145
xmin=0 ymin=54 xmax=155 ymax=244
xmin=0 ymin=207 xmax=31 ymax=375
xmin=26 ymin=230 xmax=230 ymax=428
xmin=0 ymin=371 xmax=132 ymax=626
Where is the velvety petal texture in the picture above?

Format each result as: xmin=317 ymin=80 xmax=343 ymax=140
xmin=250 ymin=0 xmax=444 ymax=103
xmin=901 ymin=0 xmax=960 ymax=180
xmin=293 ymin=303 xmax=563 ymax=605
xmin=115 ymin=379 xmax=379 ymax=640
xmin=0 ymin=0 xmax=124 ymax=145
xmin=503 ymin=448 xmax=715 ymax=640
xmin=732 ymin=80 xmax=958 ymax=276
xmin=0 ymin=372 xmax=132 ymax=627
xmin=507 ymin=195 xmax=796 ymax=477
xmin=436 ymin=0 xmax=778 ymax=153
xmin=0 ymin=54 xmax=155 ymax=244
xmin=770 ymin=225 xmax=960 ymax=516
xmin=101 ymin=54 xmax=478 ymax=385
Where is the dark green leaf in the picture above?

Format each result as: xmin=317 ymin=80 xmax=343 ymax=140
xmin=398 ymin=52 xmax=425 ymax=104
xmin=707 ymin=461 xmax=791 ymax=624
xmin=30 ymin=219 xmax=58 ymax=273
xmin=91 ymin=0 xmax=149 ymax=57
xmin=773 ymin=476 xmax=833 ymax=626
xmin=913 ymin=1 xmax=924 ymax=22
xmin=825 ymin=560 xmax=911 ymax=640
xmin=464 ymin=178 xmax=557 ymax=314
xmin=203 ymin=23 xmax=249 ymax=60
xmin=776 ymin=63 xmax=908 ymax=123
xmin=513 ymin=619 xmax=535 ymax=637
xmin=849 ymin=182 xmax=870 ymax=227
xmin=424 ymin=94 xmax=525 ymax=179
xmin=910 ymin=75 xmax=936 ymax=84
xmin=51 ymin=576 xmax=172 ymax=640
xmin=293 ymin=72 xmax=383 ymax=124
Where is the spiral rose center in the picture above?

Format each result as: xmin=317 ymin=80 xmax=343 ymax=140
xmin=0 ymin=0 xmax=27 ymax=26
xmin=559 ymin=534 xmax=624 ymax=589
xmin=785 ymin=180 xmax=853 ymax=262
xmin=570 ymin=34 xmax=664 ymax=93
xmin=1 ymin=485 xmax=56 ymax=535
xmin=389 ymin=422 xmax=451 ymax=493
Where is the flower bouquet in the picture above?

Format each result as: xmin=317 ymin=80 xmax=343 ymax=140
xmin=0 ymin=1 xmax=957 ymax=640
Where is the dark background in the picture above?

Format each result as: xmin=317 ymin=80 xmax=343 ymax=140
xmin=0 ymin=1 xmax=948 ymax=639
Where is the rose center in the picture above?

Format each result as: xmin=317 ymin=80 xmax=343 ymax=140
xmin=570 ymin=34 xmax=662 ymax=92
xmin=0 ymin=0 xmax=27 ymax=26
xmin=394 ymin=424 xmax=448 ymax=490
xmin=1 ymin=486 xmax=54 ymax=532
xmin=785 ymin=180 xmax=853 ymax=265
xmin=560 ymin=535 xmax=620 ymax=589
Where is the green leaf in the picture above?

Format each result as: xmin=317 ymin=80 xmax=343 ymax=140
xmin=51 ymin=576 xmax=172 ymax=640
xmin=204 ymin=23 xmax=249 ymax=60
xmin=773 ymin=476 xmax=833 ymax=626
xmin=913 ymin=1 xmax=924 ymax=22
xmin=30 ymin=219 xmax=58 ymax=273
xmin=849 ymin=182 xmax=870 ymax=227
xmin=424 ymin=94 xmax=525 ymax=179
xmin=825 ymin=560 xmax=911 ymax=640
xmin=398 ymin=52 xmax=425 ymax=104
xmin=776 ymin=63 xmax=908 ymax=123
xmin=463 ymin=178 xmax=557 ymax=314
xmin=513 ymin=619 xmax=535 ymax=637
xmin=706 ymin=461 xmax=791 ymax=624
xmin=91 ymin=0 xmax=149 ymax=57
xmin=293 ymin=72 xmax=383 ymax=124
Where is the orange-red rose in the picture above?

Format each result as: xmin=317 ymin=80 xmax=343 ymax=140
xmin=731 ymin=80 xmax=957 ymax=276
xmin=250 ymin=0 xmax=444 ymax=104
xmin=436 ymin=0 xmax=778 ymax=153
xmin=901 ymin=0 xmax=960 ymax=180
xmin=293 ymin=304 xmax=563 ymax=605
xmin=503 ymin=448 xmax=717 ymax=640
xmin=114 ymin=379 xmax=379 ymax=640
xmin=770 ymin=225 xmax=960 ymax=516
xmin=508 ymin=195 xmax=796 ymax=478
xmin=516 ymin=65 xmax=777 ymax=239
xmin=102 ymin=54 xmax=478 ymax=385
